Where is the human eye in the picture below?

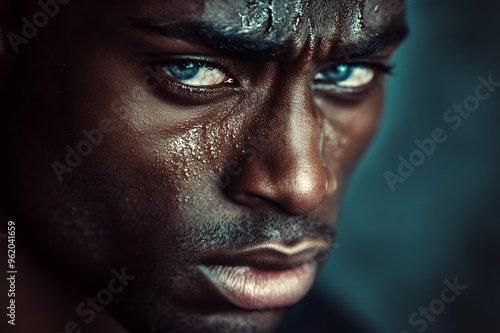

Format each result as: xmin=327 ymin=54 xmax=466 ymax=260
xmin=159 ymin=61 xmax=234 ymax=88
xmin=313 ymin=62 xmax=393 ymax=93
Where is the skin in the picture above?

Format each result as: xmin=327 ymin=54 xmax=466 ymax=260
xmin=0 ymin=0 xmax=407 ymax=332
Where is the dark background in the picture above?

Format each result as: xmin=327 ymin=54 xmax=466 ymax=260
xmin=281 ymin=0 xmax=500 ymax=332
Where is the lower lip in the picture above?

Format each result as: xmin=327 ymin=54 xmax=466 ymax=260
xmin=198 ymin=261 xmax=317 ymax=310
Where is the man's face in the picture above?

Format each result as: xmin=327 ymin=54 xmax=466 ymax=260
xmin=6 ymin=0 xmax=406 ymax=332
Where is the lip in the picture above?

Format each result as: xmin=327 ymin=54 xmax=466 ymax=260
xmin=198 ymin=240 xmax=326 ymax=310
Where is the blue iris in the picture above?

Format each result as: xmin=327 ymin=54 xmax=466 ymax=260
xmin=165 ymin=62 xmax=200 ymax=81
xmin=322 ymin=64 xmax=353 ymax=83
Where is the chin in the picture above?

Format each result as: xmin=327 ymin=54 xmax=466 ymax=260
xmin=111 ymin=303 xmax=287 ymax=333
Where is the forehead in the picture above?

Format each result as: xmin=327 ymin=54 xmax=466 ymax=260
xmin=135 ymin=0 xmax=328 ymax=32
xmin=123 ymin=0 xmax=406 ymax=57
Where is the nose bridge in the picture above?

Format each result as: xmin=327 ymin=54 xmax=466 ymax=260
xmin=224 ymin=78 xmax=335 ymax=216
xmin=265 ymin=84 xmax=322 ymax=182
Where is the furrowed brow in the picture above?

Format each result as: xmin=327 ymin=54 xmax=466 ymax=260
xmin=336 ymin=25 xmax=409 ymax=60
xmin=130 ymin=18 xmax=288 ymax=59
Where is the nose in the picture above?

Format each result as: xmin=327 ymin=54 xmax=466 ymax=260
xmin=223 ymin=86 xmax=337 ymax=216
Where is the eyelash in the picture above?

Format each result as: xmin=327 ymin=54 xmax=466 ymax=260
xmin=140 ymin=60 xmax=238 ymax=105
xmin=151 ymin=59 xmax=395 ymax=100
xmin=313 ymin=61 xmax=395 ymax=96
xmin=319 ymin=61 xmax=395 ymax=80
xmin=363 ymin=62 xmax=395 ymax=76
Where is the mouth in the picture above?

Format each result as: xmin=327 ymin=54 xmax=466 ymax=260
xmin=198 ymin=239 xmax=327 ymax=310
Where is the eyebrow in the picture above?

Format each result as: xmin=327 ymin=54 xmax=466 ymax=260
xmin=337 ymin=26 xmax=409 ymax=60
xmin=130 ymin=19 xmax=287 ymax=59
xmin=130 ymin=18 xmax=408 ymax=61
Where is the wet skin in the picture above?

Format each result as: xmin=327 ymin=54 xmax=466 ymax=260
xmin=1 ymin=0 xmax=407 ymax=332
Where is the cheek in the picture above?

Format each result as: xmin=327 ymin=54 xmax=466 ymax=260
xmin=318 ymin=89 xmax=384 ymax=180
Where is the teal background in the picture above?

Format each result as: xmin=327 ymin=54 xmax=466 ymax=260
xmin=281 ymin=0 xmax=500 ymax=332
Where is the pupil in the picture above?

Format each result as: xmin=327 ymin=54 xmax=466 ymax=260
xmin=324 ymin=65 xmax=352 ymax=82
xmin=166 ymin=62 xmax=200 ymax=81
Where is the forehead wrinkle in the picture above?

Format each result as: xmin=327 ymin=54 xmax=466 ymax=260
xmin=129 ymin=0 xmax=405 ymax=62
xmin=199 ymin=0 xmax=307 ymax=44
xmin=309 ymin=0 xmax=408 ymax=61
xmin=290 ymin=0 xmax=389 ymax=62
xmin=298 ymin=0 xmax=347 ymax=62
xmin=131 ymin=0 xmax=314 ymax=60
xmin=201 ymin=0 xmax=318 ymax=56
xmin=225 ymin=0 xmax=338 ymax=63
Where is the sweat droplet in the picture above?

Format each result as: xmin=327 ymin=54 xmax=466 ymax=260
xmin=357 ymin=0 xmax=365 ymax=29
xmin=239 ymin=1 xmax=269 ymax=31
xmin=339 ymin=136 xmax=349 ymax=146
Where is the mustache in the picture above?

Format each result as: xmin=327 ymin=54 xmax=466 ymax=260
xmin=173 ymin=212 xmax=335 ymax=254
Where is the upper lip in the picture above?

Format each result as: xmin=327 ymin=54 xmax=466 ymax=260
xmin=201 ymin=239 xmax=329 ymax=270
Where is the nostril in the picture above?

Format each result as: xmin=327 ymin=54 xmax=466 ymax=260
xmin=325 ymin=170 xmax=338 ymax=198
xmin=220 ymin=115 xmax=333 ymax=216
xmin=223 ymin=162 xmax=331 ymax=216
xmin=227 ymin=188 xmax=285 ymax=214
